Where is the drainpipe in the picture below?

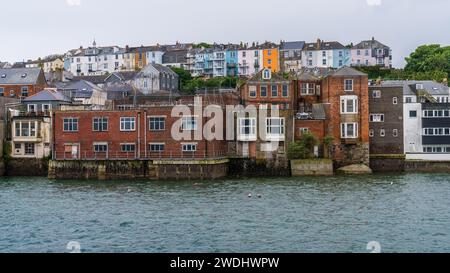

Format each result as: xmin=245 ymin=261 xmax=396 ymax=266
xmin=137 ymin=111 xmax=141 ymax=159
xmin=144 ymin=110 xmax=147 ymax=159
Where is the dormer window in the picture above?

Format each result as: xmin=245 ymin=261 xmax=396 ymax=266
xmin=1 ymin=74 xmax=6 ymax=78
xmin=21 ymin=73 xmax=27 ymax=78
xmin=262 ymin=69 xmax=271 ymax=80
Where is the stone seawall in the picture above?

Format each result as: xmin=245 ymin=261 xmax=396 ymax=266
xmin=48 ymin=159 xmax=229 ymax=180
xmin=291 ymin=159 xmax=334 ymax=176
xmin=228 ymin=158 xmax=291 ymax=177
xmin=405 ymin=160 xmax=450 ymax=173
xmin=370 ymin=155 xmax=405 ymax=172
xmin=5 ymin=158 xmax=48 ymax=176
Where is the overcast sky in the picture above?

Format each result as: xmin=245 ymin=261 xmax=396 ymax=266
xmin=1 ymin=0 xmax=449 ymax=68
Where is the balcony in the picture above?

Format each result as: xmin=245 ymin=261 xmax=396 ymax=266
xmin=13 ymin=110 xmax=51 ymax=118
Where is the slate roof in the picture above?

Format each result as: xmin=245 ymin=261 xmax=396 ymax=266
xmin=56 ymin=80 xmax=101 ymax=98
xmin=0 ymin=68 xmax=44 ymax=85
xmin=280 ymin=41 xmax=305 ymax=51
xmin=376 ymin=80 xmax=449 ymax=96
xmin=247 ymin=69 xmax=290 ymax=83
xmin=353 ymin=38 xmax=389 ymax=49
xmin=303 ymin=40 xmax=346 ymax=51
xmin=72 ymin=74 xmax=109 ymax=85
xmin=329 ymin=66 xmax=367 ymax=77
xmin=23 ymin=89 xmax=71 ymax=103
xmin=105 ymin=71 xmax=138 ymax=82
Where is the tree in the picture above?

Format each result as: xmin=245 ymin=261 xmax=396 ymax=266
xmin=405 ymin=44 xmax=450 ymax=79
xmin=171 ymin=67 xmax=192 ymax=92
xmin=287 ymin=132 xmax=318 ymax=160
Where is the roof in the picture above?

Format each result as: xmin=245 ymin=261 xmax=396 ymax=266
xmin=105 ymin=71 xmax=138 ymax=82
xmin=353 ymin=38 xmax=389 ymax=50
xmin=330 ymin=66 xmax=367 ymax=77
xmin=376 ymin=80 xmax=450 ymax=96
xmin=312 ymin=104 xmax=326 ymax=120
xmin=248 ymin=69 xmax=290 ymax=83
xmin=23 ymin=88 xmax=71 ymax=103
xmin=304 ymin=40 xmax=346 ymax=51
xmin=56 ymin=80 xmax=102 ymax=98
xmin=72 ymin=74 xmax=108 ymax=84
xmin=280 ymin=41 xmax=305 ymax=51
xmin=152 ymin=63 xmax=179 ymax=75
xmin=0 ymin=68 xmax=44 ymax=85
xmin=294 ymin=67 xmax=333 ymax=80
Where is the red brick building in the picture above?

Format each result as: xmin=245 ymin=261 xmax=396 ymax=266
xmin=52 ymin=101 xmax=229 ymax=160
xmin=0 ymin=68 xmax=47 ymax=98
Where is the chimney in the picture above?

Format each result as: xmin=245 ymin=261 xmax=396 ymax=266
xmin=126 ymin=45 xmax=129 ymax=51
xmin=316 ymin=39 xmax=321 ymax=50
xmin=372 ymin=37 xmax=375 ymax=41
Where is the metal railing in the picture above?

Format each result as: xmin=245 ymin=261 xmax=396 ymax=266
xmin=53 ymin=150 xmax=228 ymax=161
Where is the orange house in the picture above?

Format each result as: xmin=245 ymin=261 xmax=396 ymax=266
xmin=262 ymin=46 xmax=280 ymax=73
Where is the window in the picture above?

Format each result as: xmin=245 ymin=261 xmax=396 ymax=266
xmin=393 ymin=129 xmax=398 ymax=137
xmin=423 ymin=128 xmax=450 ymax=136
xmin=260 ymin=86 xmax=267 ymax=97
xmin=21 ymin=86 xmax=29 ymax=97
xmin=369 ymin=129 xmax=374 ymax=137
xmin=322 ymin=51 xmax=326 ymax=57
xmin=24 ymin=143 xmax=35 ymax=155
xmin=182 ymin=143 xmax=197 ymax=152
xmin=268 ymin=50 xmax=272 ymax=56
xmin=93 ymin=143 xmax=108 ymax=153
xmin=322 ymin=59 xmax=327 ymax=66
xmin=266 ymin=118 xmax=285 ymax=136
xmin=341 ymin=123 xmax=358 ymax=139
xmin=149 ymin=143 xmax=165 ymax=152
xmin=365 ymin=50 xmax=369 ymax=56
xmin=357 ymin=50 xmax=361 ymax=56
xmin=344 ymin=79 xmax=353 ymax=91
xmin=27 ymin=104 xmax=37 ymax=112
xmin=238 ymin=118 xmax=256 ymax=140
xmin=271 ymin=85 xmax=278 ymax=97
xmin=121 ymin=144 xmax=136 ymax=152
xmin=423 ymin=110 xmax=450 ymax=118
xmin=339 ymin=51 xmax=343 ymax=57
xmin=262 ymin=69 xmax=271 ymax=79
xmin=282 ymin=85 xmax=289 ymax=97
xmin=63 ymin=118 xmax=78 ymax=132
xmin=370 ymin=114 xmax=385 ymax=122
xmin=299 ymin=128 xmax=310 ymax=135
xmin=340 ymin=96 xmax=358 ymax=114
xmin=339 ymin=60 xmax=343 ymax=67
xmin=0 ymin=87 xmax=4 ymax=96
xmin=42 ymin=104 xmax=51 ymax=112
xmin=149 ymin=117 xmax=165 ymax=131
xmin=301 ymin=83 xmax=315 ymax=95
xmin=380 ymin=129 xmax=386 ymax=137
xmin=15 ymin=121 xmax=36 ymax=137
xmin=372 ymin=90 xmax=381 ymax=98
xmin=182 ymin=116 xmax=197 ymax=131
xmin=409 ymin=111 xmax=417 ymax=118
xmin=93 ymin=117 xmax=108 ymax=132
xmin=393 ymin=97 xmax=398 ymax=105
xmin=249 ymin=86 xmax=257 ymax=98
xmin=120 ymin=117 xmax=135 ymax=131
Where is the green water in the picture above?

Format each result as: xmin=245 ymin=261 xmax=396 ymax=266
xmin=1 ymin=173 xmax=450 ymax=253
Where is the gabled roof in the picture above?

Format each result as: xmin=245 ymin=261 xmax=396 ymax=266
xmin=353 ymin=38 xmax=389 ymax=50
xmin=280 ymin=41 xmax=305 ymax=51
xmin=56 ymin=80 xmax=102 ymax=98
xmin=294 ymin=67 xmax=333 ymax=80
xmin=247 ymin=69 xmax=290 ymax=83
xmin=0 ymin=68 xmax=44 ymax=85
xmin=23 ymin=88 xmax=71 ymax=103
xmin=303 ymin=40 xmax=346 ymax=51
xmin=329 ymin=66 xmax=367 ymax=77
xmin=72 ymin=74 xmax=108 ymax=84
xmin=105 ymin=71 xmax=138 ymax=82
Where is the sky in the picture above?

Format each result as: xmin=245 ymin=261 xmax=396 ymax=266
xmin=1 ymin=0 xmax=449 ymax=68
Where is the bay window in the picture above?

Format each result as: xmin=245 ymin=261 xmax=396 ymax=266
xmin=340 ymin=96 xmax=358 ymax=114
xmin=341 ymin=123 xmax=358 ymax=139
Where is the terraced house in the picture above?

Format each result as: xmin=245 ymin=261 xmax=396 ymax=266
xmin=0 ymin=68 xmax=47 ymax=98
xmin=301 ymin=39 xmax=351 ymax=69
xmin=351 ymin=37 xmax=392 ymax=68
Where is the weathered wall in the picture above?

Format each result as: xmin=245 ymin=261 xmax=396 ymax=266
xmin=370 ymin=156 xmax=405 ymax=172
xmin=5 ymin=158 xmax=48 ymax=176
xmin=228 ymin=158 xmax=290 ymax=177
xmin=291 ymin=159 xmax=333 ymax=176
xmin=405 ymin=160 xmax=450 ymax=173
xmin=48 ymin=159 xmax=229 ymax=180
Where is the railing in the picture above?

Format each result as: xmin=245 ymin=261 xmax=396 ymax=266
xmin=53 ymin=150 xmax=228 ymax=161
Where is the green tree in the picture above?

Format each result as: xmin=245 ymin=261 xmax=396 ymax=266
xmin=404 ymin=44 xmax=450 ymax=79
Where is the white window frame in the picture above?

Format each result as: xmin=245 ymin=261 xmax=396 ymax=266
xmin=266 ymin=117 xmax=285 ymax=141
xmin=27 ymin=104 xmax=37 ymax=112
xmin=182 ymin=143 xmax=197 ymax=152
xmin=341 ymin=123 xmax=358 ymax=139
xmin=392 ymin=97 xmax=398 ymax=105
xmin=344 ymin=79 xmax=354 ymax=91
xmin=93 ymin=142 xmax=108 ymax=153
xmin=370 ymin=114 xmax=385 ymax=123
xmin=340 ymin=95 xmax=358 ymax=114
xmin=149 ymin=143 xmax=165 ymax=152
xmin=120 ymin=117 xmax=136 ymax=132
xmin=249 ymin=85 xmax=257 ymax=98
xmin=149 ymin=116 xmax=166 ymax=131
xmin=42 ymin=104 xmax=51 ymax=112
xmin=380 ymin=129 xmax=386 ymax=137
xmin=372 ymin=90 xmax=381 ymax=98
xmin=238 ymin=118 xmax=257 ymax=141
xmin=63 ymin=118 xmax=78 ymax=132
xmin=181 ymin=116 xmax=198 ymax=131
